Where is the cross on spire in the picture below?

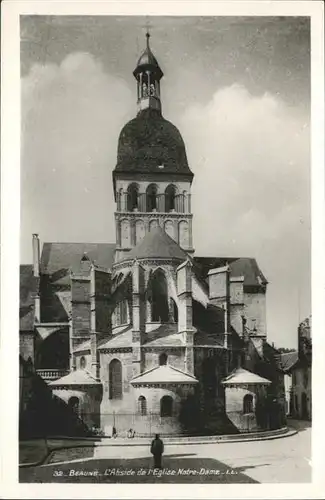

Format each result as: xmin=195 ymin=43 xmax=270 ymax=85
xmin=145 ymin=16 xmax=152 ymax=46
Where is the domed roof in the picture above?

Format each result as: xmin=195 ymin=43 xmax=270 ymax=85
xmin=133 ymin=33 xmax=163 ymax=81
xmin=137 ymin=48 xmax=160 ymax=68
xmin=114 ymin=108 xmax=193 ymax=176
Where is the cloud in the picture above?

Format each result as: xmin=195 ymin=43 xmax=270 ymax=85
xmin=179 ymin=84 xmax=310 ymax=345
xmin=21 ymin=52 xmax=133 ymax=250
xmin=21 ymin=56 xmax=310 ymax=347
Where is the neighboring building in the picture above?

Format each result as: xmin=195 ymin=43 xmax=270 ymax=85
xmin=19 ymin=33 xmax=286 ymax=436
xmin=279 ymin=351 xmax=298 ymax=416
xmin=280 ymin=317 xmax=312 ymax=420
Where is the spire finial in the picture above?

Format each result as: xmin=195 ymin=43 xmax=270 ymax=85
xmin=146 ymin=30 xmax=150 ymax=48
xmin=145 ymin=16 xmax=151 ymax=48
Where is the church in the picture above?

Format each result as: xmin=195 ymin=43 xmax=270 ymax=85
xmin=19 ymin=33 xmax=286 ymax=436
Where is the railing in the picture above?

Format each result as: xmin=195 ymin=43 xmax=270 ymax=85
xmin=36 ymin=369 xmax=68 ymax=381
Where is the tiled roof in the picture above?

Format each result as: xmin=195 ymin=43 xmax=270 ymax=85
xmin=98 ymin=323 xmax=183 ymax=350
xmin=144 ymin=323 xmax=182 ymax=347
xmin=98 ymin=327 xmax=133 ymax=350
xmin=131 ymin=365 xmax=198 ymax=385
xmin=49 ymin=369 xmax=101 ymax=386
xmin=40 ymin=242 xmax=116 ymax=282
xmin=125 ymin=226 xmax=188 ymax=261
xmin=114 ymin=108 xmax=193 ymax=176
xmin=20 ymin=265 xmax=36 ymax=332
xmin=279 ymin=351 xmax=299 ymax=372
xmin=193 ymin=257 xmax=267 ymax=288
xmin=222 ymin=367 xmax=271 ymax=385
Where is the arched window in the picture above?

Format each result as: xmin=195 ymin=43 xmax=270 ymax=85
xmin=138 ymin=395 xmax=147 ymax=416
xmin=146 ymin=184 xmax=158 ymax=212
xmin=159 ymin=353 xmax=168 ymax=366
xmin=148 ymin=269 xmax=169 ymax=322
xmin=68 ymin=396 xmax=80 ymax=415
xmin=120 ymin=300 xmax=128 ymax=325
xmin=80 ymin=356 xmax=86 ymax=369
xmin=165 ymin=185 xmax=177 ymax=212
xmin=160 ymin=395 xmax=173 ymax=417
xmin=243 ymin=394 xmax=253 ymax=414
xmin=127 ymin=183 xmax=139 ymax=212
xmin=109 ymin=359 xmax=123 ymax=400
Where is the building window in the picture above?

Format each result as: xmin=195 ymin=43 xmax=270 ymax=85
xmin=127 ymin=183 xmax=139 ymax=211
xmin=68 ymin=396 xmax=80 ymax=416
xmin=120 ymin=300 xmax=128 ymax=325
xmin=109 ymin=359 xmax=123 ymax=400
xmin=80 ymin=356 xmax=86 ymax=369
xmin=159 ymin=353 xmax=168 ymax=366
xmin=294 ymin=394 xmax=299 ymax=412
xmin=160 ymin=395 xmax=173 ymax=417
xmin=138 ymin=396 xmax=147 ymax=416
xmin=146 ymin=184 xmax=158 ymax=212
xmin=165 ymin=184 xmax=177 ymax=212
xmin=303 ymin=369 xmax=309 ymax=388
xmin=243 ymin=394 xmax=253 ymax=414
xmin=148 ymin=269 xmax=169 ymax=322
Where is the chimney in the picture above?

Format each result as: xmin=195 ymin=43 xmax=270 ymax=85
xmin=208 ymin=265 xmax=230 ymax=307
xmin=32 ymin=234 xmax=40 ymax=277
xmin=32 ymin=234 xmax=41 ymax=322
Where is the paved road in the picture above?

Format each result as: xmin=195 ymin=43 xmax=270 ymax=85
xmin=19 ymin=422 xmax=311 ymax=484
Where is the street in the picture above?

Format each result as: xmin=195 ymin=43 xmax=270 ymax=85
xmin=19 ymin=421 xmax=311 ymax=483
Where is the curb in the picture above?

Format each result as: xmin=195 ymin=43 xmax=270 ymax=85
xmin=19 ymin=427 xmax=296 ymax=467
xmin=94 ymin=427 xmax=297 ymax=446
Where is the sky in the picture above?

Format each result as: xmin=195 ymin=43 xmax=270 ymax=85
xmin=20 ymin=15 xmax=311 ymax=348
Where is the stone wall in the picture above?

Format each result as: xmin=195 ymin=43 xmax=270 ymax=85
xmin=292 ymin=366 xmax=312 ymax=420
xmin=224 ymin=385 xmax=268 ymax=432
xmin=244 ymin=291 xmax=266 ymax=335
xmin=52 ymin=385 xmax=102 ymax=430
xmin=143 ymin=348 xmax=185 ymax=371
xmin=20 ymin=333 xmax=35 ymax=362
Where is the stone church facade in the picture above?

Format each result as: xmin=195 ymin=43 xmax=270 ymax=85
xmin=19 ymin=34 xmax=286 ymax=436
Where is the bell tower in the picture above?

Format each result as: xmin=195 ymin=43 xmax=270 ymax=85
xmin=113 ymin=33 xmax=194 ymax=262
xmin=133 ymin=32 xmax=163 ymax=114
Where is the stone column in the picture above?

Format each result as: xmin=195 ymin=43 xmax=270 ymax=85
xmin=132 ymin=260 xmax=146 ymax=376
xmin=115 ymin=218 xmax=121 ymax=248
xmin=173 ymin=219 xmax=179 ymax=244
xmin=130 ymin=219 xmax=136 ymax=247
xmin=139 ymin=72 xmax=143 ymax=98
xmin=146 ymin=300 xmax=152 ymax=323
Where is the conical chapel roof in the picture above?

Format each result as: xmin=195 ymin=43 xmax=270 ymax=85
xmin=222 ymin=368 xmax=271 ymax=386
xmin=124 ymin=226 xmax=189 ymax=262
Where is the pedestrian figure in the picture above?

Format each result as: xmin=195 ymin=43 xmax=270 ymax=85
xmin=112 ymin=426 xmax=117 ymax=438
xmin=127 ymin=428 xmax=134 ymax=438
xmin=150 ymin=433 xmax=164 ymax=469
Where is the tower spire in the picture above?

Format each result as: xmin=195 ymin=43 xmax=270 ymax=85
xmin=133 ymin=31 xmax=163 ymax=114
